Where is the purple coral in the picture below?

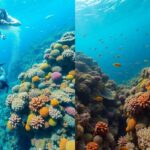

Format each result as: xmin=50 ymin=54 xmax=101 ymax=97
xmin=51 ymin=72 xmax=62 ymax=82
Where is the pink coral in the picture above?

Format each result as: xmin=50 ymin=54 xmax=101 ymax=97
xmin=29 ymin=95 xmax=49 ymax=112
xmin=8 ymin=114 xmax=22 ymax=129
xmin=30 ymin=115 xmax=45 ymax=130
xmin=65 ymin=107 xmax=76 ymax=116
xmin=51 ymin=72 xmax=62 ymax=82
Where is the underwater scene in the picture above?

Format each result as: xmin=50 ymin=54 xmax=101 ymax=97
xmin=76 ymin=0 xmax=150 ymax=150
xmin=0 ymin=0 xmax=75 ymax=149
xmin=0 ymin=0 xmax=150 ymax=150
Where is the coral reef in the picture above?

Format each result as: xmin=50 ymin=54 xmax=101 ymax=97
xmin=6 ymin=32 xmax=75 ymax=150
xmin=116 ymin=67 xmax=150 ymax=150
xmin=76 ymin=52 xmax=123 ymax=150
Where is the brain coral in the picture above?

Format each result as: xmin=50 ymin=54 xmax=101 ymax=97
xmin=30 ymin=115 xmax=45 ymax=130
xmin=94 ymin=121 xmax=108 ymax=136
xmin=8 ymin=114 xmax=22 ymax=129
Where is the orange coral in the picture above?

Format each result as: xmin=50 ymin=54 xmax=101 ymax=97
xmin=86 ymin=142 xmax=99 ymax=150
xmin=51 ymin=99 xmax=59 ymax=107
xmin=39 ymin=107 xmax=49 ymax=117
xmin=59 ymin=138 xmax=68 ymax=150
xmin=137 ymin=92 xmax=150 ymax=109
xmin=25 ymin=124 xmax=31 ymax=131
xmin=7 ymin=121 xmax=13 ymax=130
xmin=94 ymin=121 xmax=108 ymax=136
xmin=126 ymin=118 xmax=136 ymax=132
xmin=119 ymin=146 xmax=129 ymax=150
xmin=29 ymin=95 xmax=49 ymax=112
xmin=69 ymin=70 xmax=76 ymax=77
xmin=32 ymin=76 xmax=40 ymax=83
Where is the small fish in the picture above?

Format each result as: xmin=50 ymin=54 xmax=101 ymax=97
xmin=113 ymin=63 xmax=121 ymax=67
xmin=45 ymin=15 xmax=54 ymax=20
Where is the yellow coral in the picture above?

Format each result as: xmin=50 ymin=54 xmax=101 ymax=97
xmin=56 ymin=55 xmax=63 ymax=62
xmin=25 ymin=124 xmax=31 ymax=131
xmin=32 ymin=76 xmax=40 ymax=83
xmin=126 ymin=118 xmax=136 ymax=132
xmin=69 ymin=70 xmax=76 ymax=77
xmin=62 ymin=45 xmax=69 ymax=50
xmin=48 ymin=118 xmax=57 ymax=126
xmin=60 ymin=82 xmax=68 ymax=89
xmin=66 ymin=75 xmax=74 ymax=80
xmin=59 ymin=138 xmax=68 ymax=150
xmin=66 ymin=140 xmax=75 ymax=150
xmin=39 ymin=107 xmax=49 ymax=118
xmin=45 ymin=73 xmax=51 ymax=80
xmin=27 ymin=114 xmax=35 ymax=125
xmin=7 ymin=121 xmax=13 ymax=130
xmin=50 ymin=99 xmax=59 ymax=107
xmin=40 ymin=63 xmax=50 ymax=71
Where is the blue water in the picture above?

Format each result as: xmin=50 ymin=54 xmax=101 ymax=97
xmin=0 ymin=0 xmax=74 ymax=82
xmin=0 ymin=0 xmax=74 ymax=148
xmin=76 ymin=0 xmax=150 ymax=84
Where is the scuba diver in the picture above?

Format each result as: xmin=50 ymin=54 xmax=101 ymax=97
xmin=0 ymin=64 xmax=9 ymax=92
xmin=0 ymin=9 xmax=21 ymax=26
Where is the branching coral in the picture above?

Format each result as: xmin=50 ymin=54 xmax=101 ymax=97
xmin=30 ymin=115 xmax=45 ymax=130
xmin=8 ymin=114 xmax=22 ymax=129
xmin=29 ymin=95 xmax=49 ymax=112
